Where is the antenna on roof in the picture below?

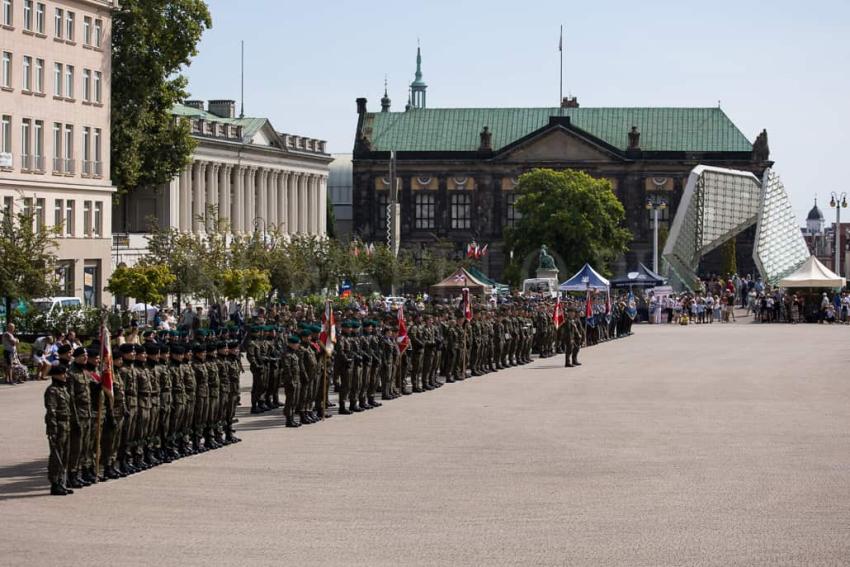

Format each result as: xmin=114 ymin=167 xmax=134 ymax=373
xmin=717 ymin=99 xmax=721 ymax=108
xmin=240 ymin=40 xmax=245 ymax=118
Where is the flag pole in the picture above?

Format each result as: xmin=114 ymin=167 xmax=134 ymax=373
xmin=559 ymin=24 xmax=564 ymax=115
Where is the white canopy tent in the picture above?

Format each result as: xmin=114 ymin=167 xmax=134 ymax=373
xmin=778 ymin=256 xmax=846 ymax=289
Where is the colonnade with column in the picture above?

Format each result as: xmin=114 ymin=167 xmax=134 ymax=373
xmin=176 ymin=161 xmax=327 ymax=236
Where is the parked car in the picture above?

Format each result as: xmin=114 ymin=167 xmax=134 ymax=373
xmin=383 ymin=296 xmax=406 ymax=311
xmin=32 ymin=297 xmax=83 ymax=319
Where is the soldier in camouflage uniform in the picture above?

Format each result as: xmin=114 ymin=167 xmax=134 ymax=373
xmin=45 ymin=364 xmax=74 ymax=495
xmin=67 ymin=347 xmax=92 ymax=488
xmin=280 ymin=334 xmax=304 ymax=427
xmin=102 ymin=351 xmax=126 ymax=480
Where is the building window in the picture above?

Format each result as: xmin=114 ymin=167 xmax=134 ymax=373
xmin=94 ymin=19 xmax=102 ymax=47
xmin=64 ymin=65 xmax=73 ymax=98
xmin=64 ymin=200 xmax=74 ymax=236
xmin=35 ymin=2 xmax=44 ymax=33
xmin=414 ymin=193 xmax=435 ymax=230
xmin=93 ymin=71 xmax=101 ymax=103
xmin=450 ymin=193 xmax=471 ymax=230
xmin=54 ymin=7 xmax=62 ymax=37
xmin=54 ymin=198 xmax=62 ymax=228
xmin=83 ymin=260 xmax=100 ymax=306
xmin=52 ymin=122 xmax=61 ymax=171
xmin=35 ymin=197 xmax=45 ymax=230
xmin=82 ymin=126 xmax=90 ymax=175
xmin=22 ymin=55 xmax=31 ymax=91
xmin=376 ymin=191 xmax=388 ymax=231
xmin=2 ymin=0 xmax=11 ymax=27
xmin=53 ymin=62 xmax=62 ymax=96
xmin=1 ymin=51 xmax=10 ymax=88
xmin=506 ymin=192 xmax=521 ymax=227
xmin=93 ymin=128 xmax=101 ymax=176
xmin=20 ymin=118 xmax=31 ymax=170
xmin=23 ymin=197 xmax=32 ymax=220
xmin=63 ymin=124 xmax=73 ymax=173
xmin=23 ymin=0 xmax=32 ymax=31
xmin=55 ymin=260 xmax=73 ymax=296
xmin=34 ymin=58 xmax=43 ymax=93
xmin=93 ymin=202 xmax=102 ymax=237
xmin=65 ymin=11 xmax=74 ymax=41
xmin=83 ymin=16 xmax=90 ymax=45
xmin=82 ymin=69 xmax=90 ymax=101
xmin=2 ymin=196 xmax=12 ymax=224
xmin=83 ymin=200 xmax=92 ymax=236
xmin=1 ymin=115 xmax=10 ymax=156
xmin=33 ymin=119 xmax=43 ymax=171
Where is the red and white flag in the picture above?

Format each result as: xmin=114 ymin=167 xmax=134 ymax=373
xmin=479 ymin=244 xmax=488 ymax=258
xmin=462 ymin=288 xmax=473 ymax=322
xmin=466 ymin=243 xmax=475 ymax=258
xmin=553 ymin=296 xmax=565 ymax=329
xmin=585 ymin=289 xmax=594 ymax=319
xmin=605 ymin=289 xmax=611 ymax=315
xmin=319 ymin=300 xmax=336 ymax=355
xmin=99 ymin=322 xmax=113 ymax=401
xmin=397 ymin=304 xmax=410 ymax=354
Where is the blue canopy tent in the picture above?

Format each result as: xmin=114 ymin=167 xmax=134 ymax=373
xmin=559 ymin=263 xmax=610 ymax=292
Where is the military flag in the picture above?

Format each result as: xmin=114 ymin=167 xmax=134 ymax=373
xmin=626 ymin=290 xmax=638 ymax=320
xmin=463 ymin=287 xmax=473 ymax=321
xmin=585 ymin=289 xmax=593 ymax=319
xmin=319 ymin=300 xmax=336 ymax=355
xmin=397 ymin=304 xmax=410 ymax=354
xmin=98 ymin=322 xmax=113 ymax=401
xmin=553 ymin=296 xmax=565 ymax=329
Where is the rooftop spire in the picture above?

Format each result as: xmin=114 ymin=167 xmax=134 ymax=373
xmin=381 ymin=75 xmax=391 ymax=113
xmin=410 ymin=43 xmax=427 ymax=109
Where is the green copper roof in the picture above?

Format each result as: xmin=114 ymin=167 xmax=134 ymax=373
xmin=365 ymin=107 xmax=752 ymax=153
xmin=172 ymin=103 xmax=268 ymax=141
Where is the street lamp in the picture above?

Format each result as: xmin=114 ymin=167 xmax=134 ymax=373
xmin=829 ymin=192 xmax=847 ymax=276
xmin=253 ymin=216 xmax=267 ymax=245
xmin=646 ymin=195 xmax=668 ymax=273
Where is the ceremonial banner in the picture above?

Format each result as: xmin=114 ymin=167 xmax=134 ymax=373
xmin=320 ymin=300 xmax=336 ymax=355
xmin=553 ymin=296 xmax=565 ymax=329
xmin=462 ymin=288 xmax=473 ymax=321
xmin=626 ymin=290 xmax=638 ymax=320
xmin=397 ymin=304 xmax=410 ymax=354
xmin=99 ymin=323 xmax=113 ymax=401
xmin=585 ymin=289 xmax=593 ymax=319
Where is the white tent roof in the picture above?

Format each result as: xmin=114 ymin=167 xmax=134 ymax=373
xmin=778 ymin=256 xmax=846 ymax=288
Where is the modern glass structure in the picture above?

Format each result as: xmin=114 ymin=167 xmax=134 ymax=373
xmin=663 ymin=165 xmax=809 ymax=289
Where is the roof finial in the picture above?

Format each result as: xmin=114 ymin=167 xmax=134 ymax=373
xmin=381 ymin=75 xmax=391 ymax=113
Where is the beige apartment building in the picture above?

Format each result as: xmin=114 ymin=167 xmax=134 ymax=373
xmin=0 ymin=0 xmax=115 ymax=306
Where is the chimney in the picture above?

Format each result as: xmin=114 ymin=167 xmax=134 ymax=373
xmin=184 ymin=100 xmax=205 ymax=110
xmin=208 ymin=99 xmax=236 ymax=119
xmin=560 ymin=96 xmax=579 ymax=108
xmin=479 ymin=126 xmax=493 ymax=152
xmin=356 ymin=97 xmax=368 ymax=115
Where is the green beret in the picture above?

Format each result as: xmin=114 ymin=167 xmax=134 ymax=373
xmin=310 ymin=324 xmax=322 ymax=333
xmin=298 ymin=329 xmax=311 ymax=338
xmin=190 ymin=343 xmax=205 ymax=354
xmin=287 ymin=335 xmax=301 ymax=344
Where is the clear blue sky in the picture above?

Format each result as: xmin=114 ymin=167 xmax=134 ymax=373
xmin=185 ymin=0 xmax=850 ymax=222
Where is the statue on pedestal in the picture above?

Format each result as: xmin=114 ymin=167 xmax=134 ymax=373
xmin=536 ymin=245 xmax=559 ymax=280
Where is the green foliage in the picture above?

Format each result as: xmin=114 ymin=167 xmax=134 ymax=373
xmin=721 ymin=238 xmax=738 ymax=277
xmin=0 ymin=203 xmax=59 ymax=323
xmin=16 ymin=305 xmax=106 ymax=336
xmin=111 ymin=0 xmax=212 ymax=193
xmin=222 ymin=267 xmax=271 ymax=302
xmin=107 ymin=264 xmax=176 ymax=306
xmin=506 ymin=168 xmax=631 ymax=277
xmin=142 ymin=225 xmax=200 ymax=303
xmin=365 ymin=244 xmax=414 ymax=294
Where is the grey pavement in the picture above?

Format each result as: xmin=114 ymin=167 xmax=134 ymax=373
xmin=1 ymin=322 xmax=849 ymax=566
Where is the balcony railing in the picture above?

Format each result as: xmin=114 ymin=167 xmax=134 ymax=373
xmin=32 ymin=155 xmax=44 ymax=172
xmin=20 ymin=154 xmax=31 ymax=171
xmin=94 ymin=160 xmax=102 ymax=177
xmin=64 ymin=158 xmax=75 ymax=175
xmin=53 ymin=157 xmax=63 ymax=173
xmin=82 ymin=159 xmax=91 ymax=176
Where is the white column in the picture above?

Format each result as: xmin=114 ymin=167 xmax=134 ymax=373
xmin=219 ymin=164 xmax=230 ymax=228
xmin=192 ymin=161 xmax=206 ymax=233
xmin=205 ymin=162 xmax=218 ymax=231
xmin=178 ymin=166 xmax=190 ymax=232
xmin=319 ymin=175 xmax=327 ymax=236
xmin=277 ymin=172 xmax=287 ymax=235
xmin=289 ymin=173 xmax=299 ymax=234
xmin=233 ymin=165 xmax=244 ymax=233
xmin=257 ymin=169 xmax=268 ymax=230
xmin=245 ymin=167 xmax=256 ymax=233
xmin=313 ymin=175 xmax=321 ymax=234
xmin=298 ymin=173 xmax=308 ymax=233
xmin=268 ymin=170 xmax=278 ymax=230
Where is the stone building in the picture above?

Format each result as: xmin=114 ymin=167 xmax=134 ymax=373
xmin=351 ymin=50 xmax=772 ymax=280
xmin=328 ymin=153 xmax=353 ymax=238
xmin=0 ymin=0 xmax=116 ymax=306
xmin=113 ymin=100 xmax=332 ymax=266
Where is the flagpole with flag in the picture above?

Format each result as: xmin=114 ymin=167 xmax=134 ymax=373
xmin=319 ymin=300 xmax=336 ymax=416
xmin=94 ymin=320 xmax=114 ymax=477
xmin=553 ymin=295 xmax=564 ymax=330
xmin=559 ymin=24 xmax=564 ymax=114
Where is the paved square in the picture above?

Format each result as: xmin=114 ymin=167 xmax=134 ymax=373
xmin=1 ymin=323 xmax=849 ymax=566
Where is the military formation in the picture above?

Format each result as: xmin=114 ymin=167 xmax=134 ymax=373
xmin=43 ymin=330 xmax=243 ymax=496
xmin=43 ymin=295 xmax=635 ymax=495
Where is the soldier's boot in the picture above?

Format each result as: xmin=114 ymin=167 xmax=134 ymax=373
xmin=564 ymin=358 xmax=574 ymax=368
xmin=68 ymin=473 xmax=84 ymax=488
xmin=82 ymin=467 xmax=98 ymax=484
xmin=285 ymin=416 xmax=299 ymax=428
xmin=367 ymin=397 xmax=382 ymax=408
xmin=299 ymin=411 xmax=310 ymax=424
xmin=338 ymin=401 xmax=351 ymax=415
xmin=360 ymin=397 xmax=372 ymax=409
xmin=50 ymin=483 xmax=70 ymax=496
xmin=105 ymin=465 xmax=121 ymax=480
xmin=572 ymin=355 xmax=581 ymax=366
xmin=350 ymin=400 xmax=364 ymax=412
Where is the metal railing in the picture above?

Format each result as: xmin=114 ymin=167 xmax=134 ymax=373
xmin=20 ymin=154 xmax=31 ymax=171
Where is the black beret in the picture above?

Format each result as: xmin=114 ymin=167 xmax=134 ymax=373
xmin=118 ymin=344 xmax=135 ymax=354
xmin=49 ymin=365 xmax=68 ymax=376
xmin=170 ymin=345 xmax=185 ymax=355
xmin=73 ymin=347 xmax=86 ymax=358
xmin=145 ymin=345 xmax=159 ymax=355
xmin=190 ymin=343 xmax=205 ymax=354
xmin=206 ymin=344 xmax=217 ymax=353
xmin=57 ymin=344 xmax=72 ymax=354
xmin=134 ymin=344 xmax=146 ymax=354
xmin=85 ymin=348 xmax=100 ymax=358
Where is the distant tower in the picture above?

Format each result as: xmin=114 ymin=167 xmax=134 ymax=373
xmin=405 ymin=87 xmax=412 ymax=112
xmin=807 ymin=197 xmax=825 ymax=235
xmin=380 ymin=76 xmax=391 ymax=113
xmin=410 ymin=45 xmax=427 ymax=109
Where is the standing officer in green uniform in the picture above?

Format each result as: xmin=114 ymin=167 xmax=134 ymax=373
xmin=281 ymin=334 xmax=303 ymax=427
xmin=191 ymin=343 xmax=209 ymax=452
xmin=117 ymin=344 xmax=137 ymax=474
xmin=45 ymin=365 xmax=74 ymax=495
xmin=102 ymin=351 xmax=126 ymax=479
xmin=67 ymin=347 xmax=91 ymax=488
xmin=335 ymin=322 xmax=354 ymax=414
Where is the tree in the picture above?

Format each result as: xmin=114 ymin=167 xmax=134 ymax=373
xmin=222 ymin=267 xmax=271 ymax=310
xmin=111 ymin=0 xmax=212 ymax=193
xmin=142 ymin=225 xmax=201 ymax=307
xmin=106 ymin=264 xmax=176 ymax=314
xmin=363 ymin=245 xmax=414 ymax=294
xmin=0 ymin=205 xmax=59 ymax=323
xmin=506 ymin=168 xmax=631 ymax=277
